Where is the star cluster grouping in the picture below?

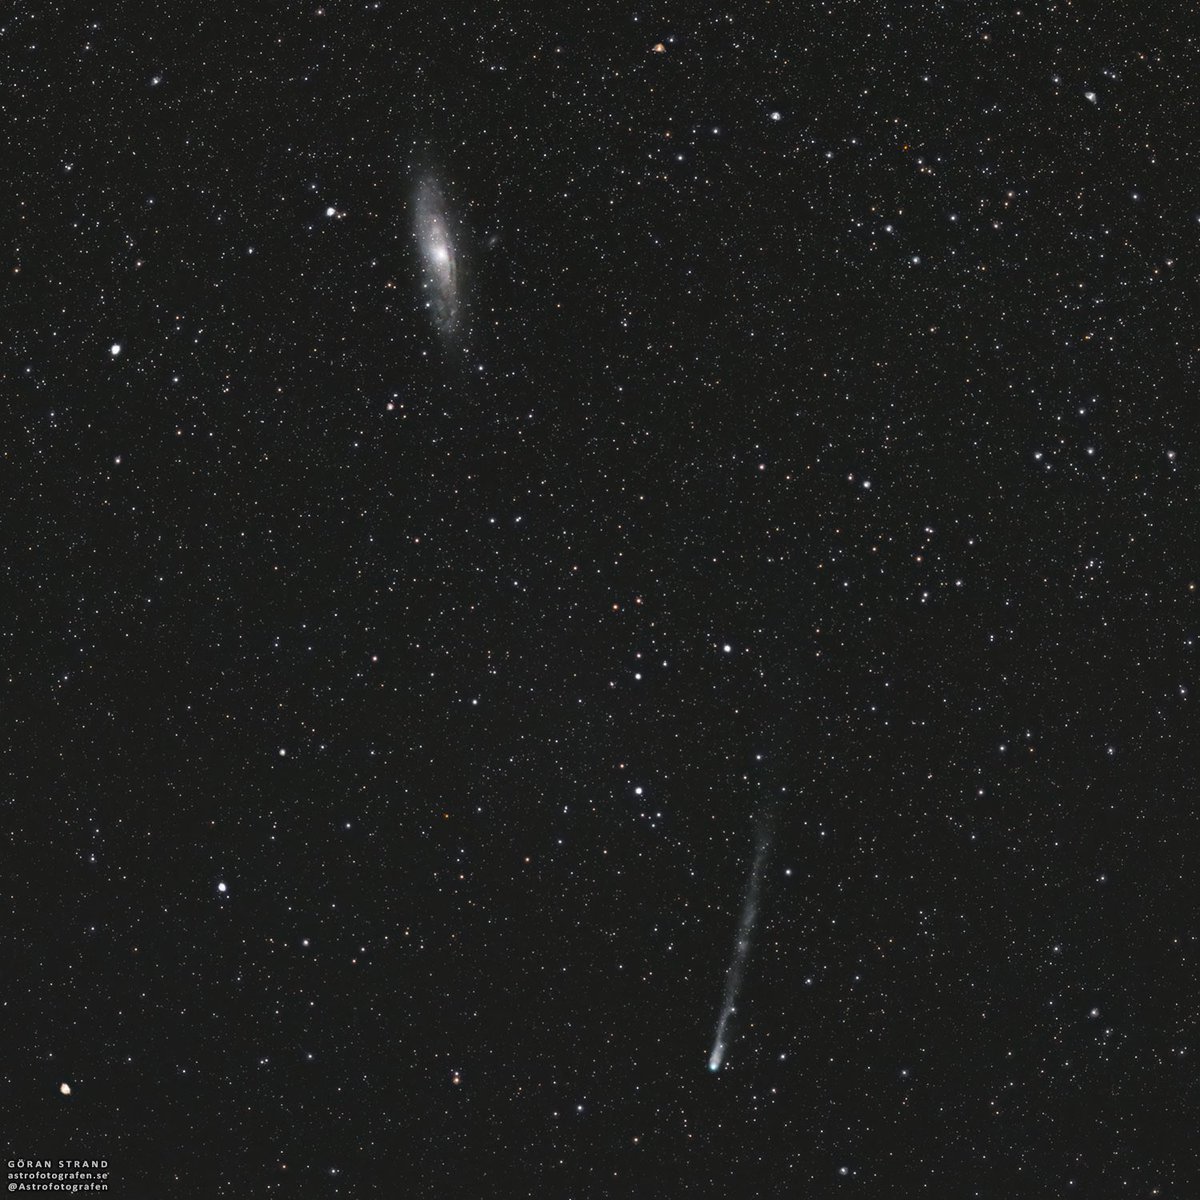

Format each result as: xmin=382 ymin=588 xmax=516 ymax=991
xmin=4 ymin=3 xmax=1196 ymax=1196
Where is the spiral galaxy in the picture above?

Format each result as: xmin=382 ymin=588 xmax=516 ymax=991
xmin=412 ymin=177 xmax=463 ymax=339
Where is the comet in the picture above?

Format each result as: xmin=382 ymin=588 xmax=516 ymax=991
xmin=707 ymin=814 xmax=773 ymax=1072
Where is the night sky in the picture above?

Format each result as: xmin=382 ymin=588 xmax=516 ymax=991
xmin=5 ymin=4 xmax=1196 ymax=1196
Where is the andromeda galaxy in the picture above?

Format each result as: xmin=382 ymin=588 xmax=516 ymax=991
xmin=412 ymin=177 xmax=463 ymax=339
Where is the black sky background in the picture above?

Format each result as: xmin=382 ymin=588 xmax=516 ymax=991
xmin=4 ymin=3 xmax=1197 ymax=1196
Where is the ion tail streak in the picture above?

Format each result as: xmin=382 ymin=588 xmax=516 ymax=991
xmin=708 ymin=813 xmax=773 ymax=1072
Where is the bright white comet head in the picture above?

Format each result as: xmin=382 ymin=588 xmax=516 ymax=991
xmin=412 ymin=177 xmax=464 ymax=340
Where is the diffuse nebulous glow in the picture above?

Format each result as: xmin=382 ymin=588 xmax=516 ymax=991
xmin=412 ymin=177 xmax=463 ymax=338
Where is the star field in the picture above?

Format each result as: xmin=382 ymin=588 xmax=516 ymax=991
xmin=4 ymin=4 xmax=1196 ymax=1197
